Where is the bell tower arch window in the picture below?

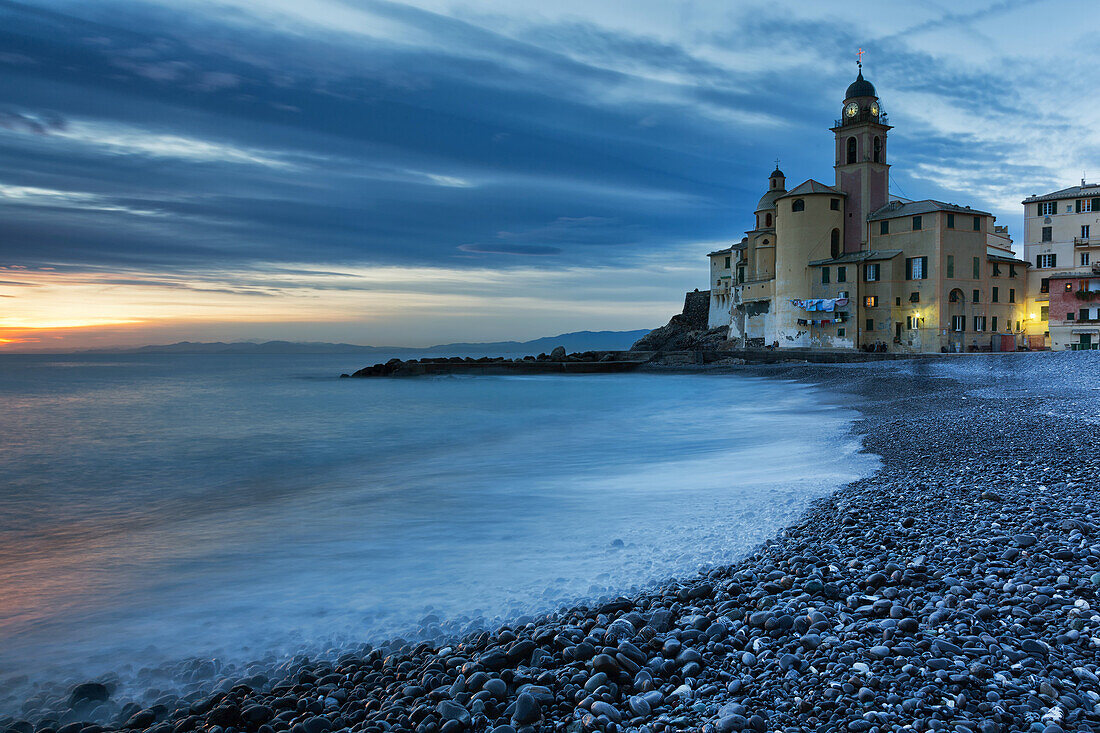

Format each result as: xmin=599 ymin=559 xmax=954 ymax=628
xmin=765 ymin=213 xmax=772 ymax=227
xmin=792 ymin=199 xmax=805 ymax=213
xmin=873 ymin=136 xmax=882 ymax=163
xmin=846 ymin=137 xmax=857 ymax=164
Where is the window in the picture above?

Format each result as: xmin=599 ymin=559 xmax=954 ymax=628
xmin=765 ymin=213 xmax=772 ymax=227
xmin=865 ymin=318 xmax=874 ymax=331
xmin=906 ymin=256 xmax=928 ymax=280
xmin=1077 ymin=199 xmax=1094 ymax=213
xmin=1037 ymin=253 xmax=1056 ymax=268
xmin=992 ymin=287 xmax=999 ymax=303
xmin=952 ymin=315 xmax=965 ymax=332
xmin=910 ymin=291 xmax=920 ymax=303
xmin=991 ymin=316 xmax=998 ymax=332
xmin=873 ymin=136 xmax=881 ymax=163
xmin=864 ymin=295 xmax=878 ymax=307
xmin=1081 ymin=308 xmax=1090 ymax=321
xmin=864 ymin=263 xmax=879 ymax=281
xmin=1067 ymin=312 xmax=1076 ymax=321
xmin=1042 ymin=226 xmax=1052 ymax=242
xmin=792 ymin=199 xmax=805 ymax=212
xmin=947 ymin=255 xmax=955 ymax=278
xmin=830 ymin=229 xmax=841 ymax=258
xmin=1009 ymin=288 xmax=1016 ymax=303
xmin=879 ymin=220 xmax=889 ymax=235
xmin=1066 ymin=282 xmax=1074 ymax=292
xmin=737 ymin=266 xmax=745 ymax=283
xmin=1039 ymin=201 xmax=1055 ymax=216
xmin=847 ymin=137 xmax=857 ymax=164
xmin=1040 ymin=278 xmax=1049 ymax=293
xmin=830 ymin=198 xmax=840 ymax=211
xmin=837 ymin=327 xmax=845 ymax=337
xmin=992 ymin=264 xmax=1001 ymax=277
xmin=1083 ymin=225 xmax=1091 ymax=239
xmin=947 ymin=213 xmax=955 ymax=228
xmin=912 ymin=215 xmax=922 ymax=231
xmin=837 ymin=266 xmax=847 ymax=283
xmin=1083 ymin=253 xmax=1091 ymax=266
xmin=972 ymin=289 xmax=980 ymax=303
xmin=724 ymin=256 xmax=731 ymax=268
xmin=1040 ymin=305 xmax=1049 ymax=321
xmin=821 ymin=267 xmax=830 ymax=284
xmin=895 ymin=297 xmax=901 ymax=306
xmin=974 ymin=316 xmax=986 ymax=332
xmin=949 ymin=289 xmax=961 ymax=303
xmin=973 ymin=216 xmax=981 ymax=231
xmin=973 ymin=257 xmax=980 ymax=278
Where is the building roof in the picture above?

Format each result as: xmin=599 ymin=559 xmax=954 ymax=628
xmin=808 ymin=249 xmax=902 ymax=266
xmin=987 ymin=252 xmax=1029 ymax=266
xmin=776 ymin=179 xmax=845 ymax=199
xmin=770 ymin=166 xmax=785 ymax=179
xmin=755 ymin=188 xmax=786 ymax=212
xmin=845 ymin=70 xmax=876 ymax=100
xmin=1022 ymin=183 xmax=1100 ymax=204
xmin=867 ymin=199 xmax=991 ymax=221
xmin=1049 ymin=269 xmax=1100 ymax=280
xmin=707 ymin=246 xmax=733 ymax=256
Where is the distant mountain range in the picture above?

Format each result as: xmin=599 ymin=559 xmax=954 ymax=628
xmin=80 ymin=330 xmax=652 ymax=355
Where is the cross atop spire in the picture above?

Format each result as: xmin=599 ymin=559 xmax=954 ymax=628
xmin=857 ymin=47 xmax=864 ymax=70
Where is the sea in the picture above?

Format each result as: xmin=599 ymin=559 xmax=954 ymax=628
xmin=0 ymin=353 xmax=878 ymax=710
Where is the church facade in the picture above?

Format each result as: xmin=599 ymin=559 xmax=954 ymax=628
xmin=707 ymin=69 xmax=1029 ymax=353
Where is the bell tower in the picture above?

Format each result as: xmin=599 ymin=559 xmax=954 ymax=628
xmin=832 ymin=59 xmax=891 ymax=253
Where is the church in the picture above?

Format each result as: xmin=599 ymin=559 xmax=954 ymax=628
xmin=706 ymin=66 xmax=1028 ymax=353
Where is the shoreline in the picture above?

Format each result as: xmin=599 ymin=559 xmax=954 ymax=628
xmin=5 ymin=353 xmax=1100 ymax=733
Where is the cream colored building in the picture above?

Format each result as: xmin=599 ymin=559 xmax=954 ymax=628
xmin=1021 ymin=182 xmax=1100 ymax=347
xmin=719 ymin=68 xmax=1028 ymax=353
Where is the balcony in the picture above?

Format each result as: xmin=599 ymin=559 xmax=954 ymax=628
xmin=1074 ymin=237 xmax=1099 ymax=247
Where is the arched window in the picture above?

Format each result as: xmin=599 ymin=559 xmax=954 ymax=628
xmin=765 ymin=213 xmax=772 ymax=227
xmin=873 ymin=136 xmax=882 ymax=163
xmin=792 ymin=199 xmax=805 ymax=212
xmin=846 ymin=137 xmax=857 ymax=164
xmin=830 ymin=229 xmax=841 ymax=259
xmin=762 ymin=239 xmax=769 ymax=245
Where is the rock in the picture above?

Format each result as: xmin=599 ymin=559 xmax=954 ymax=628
xmin=589 ymin=701 xmax=621 ymax=723
xmin=436 ymin=701 xmax=472 ymax=727
xmin=550 ymin=346 xmax=566 ymax=360
xmin=69 ymin=684 xmax=110 ymax=707
xmin=511 ymin=693 xmax=539 ymax=725
xmin=1013 ymin=533 xmax=1038 ymax=548
xmin=867 ymin=645 xmax=891 ymax=660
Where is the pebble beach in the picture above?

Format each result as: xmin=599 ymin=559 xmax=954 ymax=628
xmin=5 ymin=352 xmax=1100 ymax=733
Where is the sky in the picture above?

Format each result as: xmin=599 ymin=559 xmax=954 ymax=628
xmin=0 ymin=0 xmax=1097 ymax=350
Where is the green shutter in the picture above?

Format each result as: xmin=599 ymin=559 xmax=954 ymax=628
xmin=922 ymin=257 xmax=928 ymax=278
xmin=1093 ymin=198 xmax=1100 ymax=212
xmin=1052 ymin=254 xmax=1057 ymax=267
xmin=905 ymin=258 xmax=912 ymax=279
xmin=1077 ymin=200 xmax=1082 ymax=213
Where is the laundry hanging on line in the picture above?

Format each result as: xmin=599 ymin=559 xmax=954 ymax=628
xmin=790 ymin=297 xmax=849 ymax=312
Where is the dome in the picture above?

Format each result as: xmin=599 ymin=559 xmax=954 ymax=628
xmin=845 ymin=70 xmax=876 ymax=100
xmin=755 ymin=188 xmax=784 ymax=213
xmin=770 ymin=167 xmax=785 ymax=179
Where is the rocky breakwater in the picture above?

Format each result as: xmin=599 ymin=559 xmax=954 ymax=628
xmin=343 ymin=347 xmax=649 ymax=378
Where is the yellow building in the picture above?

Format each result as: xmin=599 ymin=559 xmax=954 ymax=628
xmin=724 ymin=68 xmax=1028 ymax=353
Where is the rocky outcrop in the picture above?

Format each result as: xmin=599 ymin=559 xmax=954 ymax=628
xmin=630 ymin=313 xmax=729 ymax=352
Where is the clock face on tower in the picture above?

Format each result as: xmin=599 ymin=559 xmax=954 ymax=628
xmin=870 ymin=101 xmax=880 ymax=117
xmin=844 ymin=102 xmax=859 ymax=118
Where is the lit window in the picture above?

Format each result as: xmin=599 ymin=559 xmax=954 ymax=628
xmin=864 ymin=295 xmax=878 ymax=307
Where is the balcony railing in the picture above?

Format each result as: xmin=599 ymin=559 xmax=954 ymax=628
xmin=1074 ymin=237 xmax=1099 ymax=247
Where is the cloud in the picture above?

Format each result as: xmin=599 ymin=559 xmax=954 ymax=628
xmin=0 ymin=0 xmax=1096 ymax=346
